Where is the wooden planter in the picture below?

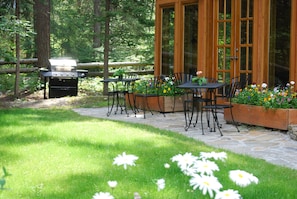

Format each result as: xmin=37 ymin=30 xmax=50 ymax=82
xmin=224 ymin=104 xmax=297 ymax=130
xmin=125 ymin=93 xmax=187 ymax=113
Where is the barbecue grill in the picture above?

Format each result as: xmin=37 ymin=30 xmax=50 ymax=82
xmin=40 ymin=58 xmax=88 ymax=99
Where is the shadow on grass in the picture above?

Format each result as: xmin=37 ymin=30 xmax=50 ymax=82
xmin=1 ymin=109 xmax=296 ymax=198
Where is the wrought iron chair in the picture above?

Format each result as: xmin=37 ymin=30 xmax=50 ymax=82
xmin=133 ymin=75 xmax=165 ymax=119
xmin=117 ymin=73 xmax=139 ymax=116
xmin=182 ymin=77 xmax=217 ymax=131
xmin=173 ymin=73 xmax=193 ymax=113
xmin=201 ymin=77 xmax=241 ymax=136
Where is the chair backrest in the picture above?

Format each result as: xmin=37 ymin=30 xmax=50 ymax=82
xmin=206 ymin=77 xmax=218 ymax=83
xmin=225 ymin=77 xmax=241 ymax=99
xmin=174 ymin=73 xmax=192 ymax=85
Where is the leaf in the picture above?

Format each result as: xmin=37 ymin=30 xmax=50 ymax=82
xmin=0 ymin=178 xmax=5 ymax=189
xmin=2 ymin=167 xmax=11 ymax=177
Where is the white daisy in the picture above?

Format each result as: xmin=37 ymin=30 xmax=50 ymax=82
xmin=107 ymin=181 xmax=117 ymax=189
xmin=229 ymin=170 xmax=259 ymax=187
xmin=200 ymin=152 xmax=227 ymax=161
xmin=193 ymin=159 xmax=219 ymax=176
xmin=261 ymin=83 xmax=267 ymax=89
xmin=156 ymin=178 xmax=165 ymax=191
xmin=215 ymin=189 xmax=242 ymax=199
xmin=171 ymin=152 xmax=198 ymax=171
xmin=92 ymin=192 xmax=114 ymax=199
xmin=113 ymin=152 xmax=139 ymax=170
xmin=164 ymin=163 xmax=170 ymax=169
xmin=190 ymin=174 xmax=222 ymax=198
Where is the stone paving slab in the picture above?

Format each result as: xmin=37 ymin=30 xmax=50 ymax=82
xmin=73 ymin=107 xmax=297 ymax=170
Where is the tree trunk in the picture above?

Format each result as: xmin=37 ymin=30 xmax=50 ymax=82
xmin=93 ymin=0 xmax=101 ymax=49
xmin=103 ymin=0 xmax=110 ymax=95
xmin=34 ymin=0 xmax=50 ymax=69
xmin=14 ymin=0 xmax=20 ymax=98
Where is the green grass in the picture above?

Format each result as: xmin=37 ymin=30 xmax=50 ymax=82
xmin=0 ymin=108 xmax=296 ymax=198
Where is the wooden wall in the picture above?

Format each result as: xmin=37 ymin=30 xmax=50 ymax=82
xmin=155 ymin=0 xmax=297 ymax=86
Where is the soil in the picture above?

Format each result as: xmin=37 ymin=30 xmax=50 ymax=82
xmin=0 ymin=90 xmax=96 ymax=109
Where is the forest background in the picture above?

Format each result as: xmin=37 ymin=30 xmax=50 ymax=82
xmin=0 ymin=0 xmax=155 ymax=97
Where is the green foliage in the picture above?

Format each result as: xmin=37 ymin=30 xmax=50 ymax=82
xmin=233 ymin=82 xmax=297 ymax=109
xmin=0 ymin=109 xmax=296 ymax=198
xmin=0 ymin=15 xmax=35 ymax=61
xmin=192 ymin=77 xmax=207 ymax=86
xmin=112 ymin=68 xmax=126 ymax=77
xmin=50 ymin=0 xmax=155 ymax=62
xmin=0 ymin=166 xmax=11 ymax=190
xmin=133 ymin=75 xmax=185 ymax=96
xmin=0 ymin=72 xmax=41 ymax=94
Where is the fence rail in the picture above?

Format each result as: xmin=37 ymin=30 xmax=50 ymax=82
xmin=0 ymin=59 xmax=154 ymax=76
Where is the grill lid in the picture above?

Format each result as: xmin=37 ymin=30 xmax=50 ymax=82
xmin=49 ymin=58 xmax=77 ymax=72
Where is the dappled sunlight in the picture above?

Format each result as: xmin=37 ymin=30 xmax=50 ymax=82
xmin=0 ymin=109 xmax=297 ymax=198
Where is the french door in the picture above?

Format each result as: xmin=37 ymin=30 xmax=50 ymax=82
xmin=215 ymin=0 xmax=253 ymax=86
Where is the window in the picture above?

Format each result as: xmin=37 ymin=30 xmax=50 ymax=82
xmin=161 ymin=7 xmax=175 ymax=75
xmin=269 ymin=0 xmax=291 ymax=86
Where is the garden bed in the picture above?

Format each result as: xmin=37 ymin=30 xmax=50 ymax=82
xmin=224 ymin=103 xmax=297 ymax=130
xmin=126 ymin=93 xmax=187 ymax=113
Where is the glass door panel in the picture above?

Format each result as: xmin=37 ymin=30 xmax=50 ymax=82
xmin=269 ymin=0 xmax=291 ymax=87
xmin=217 ymin=0 xmax=232 ymax=83
xmin=162 ymin=7 xmax=175 ymax=75
xmin=239 ymin=0 xmax=253 ymax=86
xmin=183 ymin=4 xmax=198 ymax=76
xmin=215 ymin=0 xmax=253 ymax=86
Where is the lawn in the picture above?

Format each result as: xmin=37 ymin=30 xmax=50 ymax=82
xmin=0 ymin=108 xmax=296 ymax=199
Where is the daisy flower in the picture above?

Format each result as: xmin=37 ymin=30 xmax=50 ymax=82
xmin=190 ymin=174 xmax=222 ymax=198
xmin=192 ymin=159 xmax=219 ymax=176
xmin=107 ymin=181 xmax=117 ymax=189
xmin=156 ymin=178 xmax=165 ymax=191
xmin=229 ymin=170 xmax=259 ymax=187
xmin=261 ymin=83 xmax=267 ymax=89
xmin=164 ymin=163 xmax=170 ymax=169
xmin=200 ymin=152 xmax=227 ymax=161
xmin=215 ymin=189 xmax=242 ymax=199
xmin=92 ymin=192 xmax=114 ymax=199
xmin=171 ymin=152 xmax=198 ymax=170
xmin=113 ymin=152 xmax=139 ymax=170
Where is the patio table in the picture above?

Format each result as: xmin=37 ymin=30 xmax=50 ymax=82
xmin=101 ymin=77 xmax=139 ymax=116
xmin=177 ymin=81 xmax=226 ymax=134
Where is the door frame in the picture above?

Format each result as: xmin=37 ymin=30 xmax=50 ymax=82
xmin=213 ymin=0 xmax=254 ymax=84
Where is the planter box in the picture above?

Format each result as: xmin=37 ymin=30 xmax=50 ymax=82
xmin=126 ymin=93 xmax=187 ymax=113
xmin=224 ymin=104 xmax=297 ymax=130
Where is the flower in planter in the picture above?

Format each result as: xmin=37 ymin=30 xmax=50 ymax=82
xmin=133 ymin=75 xmax=184 ymax=96
xmin=159 ymin=75 xmax=185 ymax=96
xmin=233 ymin=81 xmax=297 ymax=109
xmin=192 ymin=71 xmax=207 ymax=86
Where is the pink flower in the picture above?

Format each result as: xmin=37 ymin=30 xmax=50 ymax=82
xmin=196 ymin=71 xmax=203 ymax=76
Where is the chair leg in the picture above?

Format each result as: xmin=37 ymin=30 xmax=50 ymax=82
xmin=201 ymin=109 xmax=204 ymax=135
xmin=107 ymin=92 xmax=115 ymax=117
xmin=230 ymin=108 xmax=240 ymax=132
xmin=183 ymin=100 xmax=194 ymax=131
xmin=192 ymin=102 xmax=199 ymax=127
xmin=211 ymin=109 xmax=223 ymax=136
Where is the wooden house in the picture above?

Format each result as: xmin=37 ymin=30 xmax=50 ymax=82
xmin=154 ymin=0 xmax=297 ymax=87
